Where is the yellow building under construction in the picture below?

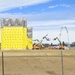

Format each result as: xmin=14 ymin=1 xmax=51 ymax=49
xmin=27 ymin=27 xmax=33 ymax=49
xmin=1 ymin=18 xmax=33 ymax=50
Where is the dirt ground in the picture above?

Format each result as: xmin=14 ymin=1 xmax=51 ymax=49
xmin=0 ymin=49 xmax=75 ymax=75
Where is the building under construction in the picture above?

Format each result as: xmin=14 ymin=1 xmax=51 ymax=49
xmin=1 ymin=18 xmax=33 ymax=50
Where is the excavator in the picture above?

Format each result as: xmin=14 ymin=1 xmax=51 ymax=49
xmin=33 ymin=34 xmax=50 ymax=50
xmin=54 ymin=37 xmax=65 ymax=50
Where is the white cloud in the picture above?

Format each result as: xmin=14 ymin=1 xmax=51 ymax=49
xmin=28 ymin=20 xmax=75 ymax=27
xmin=0 ymin=0 xmax=50 ymax=11
xmin=33 ymin=30 xmax=75 ymax=44
xmin=60 ymin=4 xmax=71 ymax=8
xmin=0 ymin=13 xmax=75 ymax=28
xmin=49 ymin=4 xmax=71 ymax=8
xmin=49 ymin=5 xmax=58 ymax=8
xmin=33 ymin=30 xmax=60 ymax=44
xmin=0 ymin=10 xmax=75 ymax=21
xmin=0 ymin=13 xmax=75 ymax=43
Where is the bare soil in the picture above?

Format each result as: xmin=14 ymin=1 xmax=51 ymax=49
xmin=0 ymin=49 xmax=75 ymax=75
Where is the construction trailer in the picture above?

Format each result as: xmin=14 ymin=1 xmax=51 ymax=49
xmin=1 ymin=18 xmax=33 ymax=50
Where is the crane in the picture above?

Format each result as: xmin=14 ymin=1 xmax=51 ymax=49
xmin=33 ymin=34 xmax=50 ymax=50
xmin=54 ymin=37 xmax=64 ymax=50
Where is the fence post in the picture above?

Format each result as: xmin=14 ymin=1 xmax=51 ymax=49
xmin=61 ymin=51 xmax=64 ymax=75
xmin=2 ymin=52 xmax=4 ymax=75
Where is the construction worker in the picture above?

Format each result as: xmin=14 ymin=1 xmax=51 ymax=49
xmin=59 ymin=41 xmax=65 ymax=50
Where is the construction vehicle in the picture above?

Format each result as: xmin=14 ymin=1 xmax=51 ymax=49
xmin=33 ymin=39 xmax=41 ymax=50
xmin=54 ymin=37 xmax=65 ymax=50
xmin=33 ymin=34 xmax=50 ymax=50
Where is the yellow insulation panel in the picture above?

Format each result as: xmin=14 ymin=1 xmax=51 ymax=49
xmin=0 ymin=29 xmax=1 ymax=49
xmin=27 ymin=38 xmax=33 ymax=49
xmin=1 ymin=27 xmax=27 ymax=50
xmin=0 ymin=29 xmax=1 ymax=43
xmin=23 ymin=28 xmax=27 ymax=49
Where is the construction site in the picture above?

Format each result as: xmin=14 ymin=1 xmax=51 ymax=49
xmin=0 ymin=18 xmax=75 ymax=75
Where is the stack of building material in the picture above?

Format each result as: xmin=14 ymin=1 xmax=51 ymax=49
xmin=1 ymin=18 xmax=32 ymax=50
xmin=27 ymin=27 xmax=33 ymax=49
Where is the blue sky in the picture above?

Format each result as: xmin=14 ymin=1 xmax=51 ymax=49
xmin=0 ymin=0 xmax=75 ymax=43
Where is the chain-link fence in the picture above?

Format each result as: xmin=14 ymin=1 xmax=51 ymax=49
xmin=0 ymin=50 xmax=75 ymax=75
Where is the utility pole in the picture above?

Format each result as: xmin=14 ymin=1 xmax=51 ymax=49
xmin=2 ymin=52 xmax=4 ymax=75
xmin=61 ymin=51 xmax=64 ymax=75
